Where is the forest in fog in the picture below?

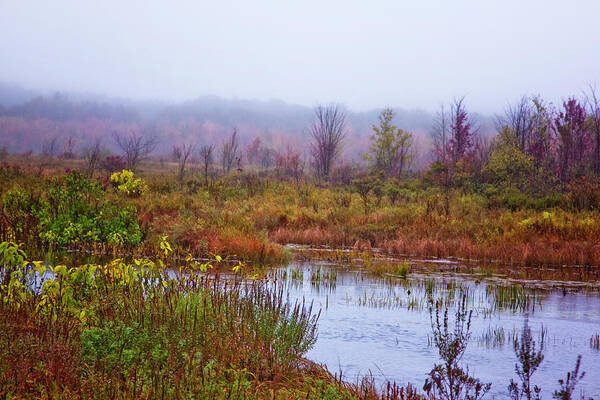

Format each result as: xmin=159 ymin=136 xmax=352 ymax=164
xmin=0 ymin=82 xmax=495 ymax=168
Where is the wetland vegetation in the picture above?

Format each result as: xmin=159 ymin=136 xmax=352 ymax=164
xmin=2 ymin=94 xmax=600 ymax=399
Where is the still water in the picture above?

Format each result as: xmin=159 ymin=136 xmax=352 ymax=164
xmin=274 ymin=261 xmax=600 ymax=398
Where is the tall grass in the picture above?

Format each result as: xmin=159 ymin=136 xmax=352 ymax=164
xmin=0 ymin=244 xmax=318 ymax=398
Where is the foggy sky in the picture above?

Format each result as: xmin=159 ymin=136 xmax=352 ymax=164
xmin=2 ymin=0 xmax=600 ymax=113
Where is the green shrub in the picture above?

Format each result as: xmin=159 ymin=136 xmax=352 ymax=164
xmin=1 ymin=186 xmax=35 ymax=235
xmin=531 ymin=194 xmax=564 ymax=210
xmin=485 ymin=186 xmax=565 ymax=211
xmin=35 ymin=172 xmax=142 ymax=246
xmin=110 ymin=169 xmax=148 ymax=197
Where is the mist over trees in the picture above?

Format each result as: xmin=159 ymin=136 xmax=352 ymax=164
xmin=0 ymin=83 xmax=485 ymax=168
xmin=8 ymin=81 xmax=600 ymax=198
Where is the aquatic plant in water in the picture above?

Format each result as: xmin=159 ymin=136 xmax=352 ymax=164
xmin=552 ymin=355 xmax=587 ymax=400
xmin=423 ymin=295 xmax=491 ymax=400
xmin=590 ymin=334 xmax=600 ymax=351
xmin=508 ymin=316 xmax=544 ymax=400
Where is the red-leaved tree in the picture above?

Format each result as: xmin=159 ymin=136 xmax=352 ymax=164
xmin=554 ymin=98 xmax=588 ymax=184
xmin=449 ymin=97 xmax=476 ymax=165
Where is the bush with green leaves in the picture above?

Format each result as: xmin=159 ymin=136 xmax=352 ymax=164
xmin=1 ymin=186 xmax=35 ymax=236
xmin=110 ymin=169 xmax=149 ymax=197
xmin=35 ymin=171 xmax=142 ymax=246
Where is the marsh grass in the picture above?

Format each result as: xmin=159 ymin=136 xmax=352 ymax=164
xmin=5 ymin=164 xmax=600 ymax=279
xmin=477 ymin=326 xmax=515 ymax=349
xmin=486 ymin=285 xmax=544 ymax=313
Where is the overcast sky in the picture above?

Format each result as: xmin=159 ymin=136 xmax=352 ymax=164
xmin=2 ymin=0 xmax=600 ymax=113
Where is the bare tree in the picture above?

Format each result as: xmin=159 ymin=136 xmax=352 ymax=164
xmin=198 ymin=144 xmax=214 ymax=187
xmin=275 ymin=145 xmax=305 ymax=184
xmin=585 ymin=84 xmax=600 ymax=175
xmin=309 ymin=104 xmax=347 ymax=180
xmin=496 ymin=96 xmax=533 ymax=153
xmin=41 ymin=136 xmax=60 ymax=159
xmin=473 ymin=134 xmax=492 ymax=178
xmin=112 ymin=130 xmax=158 ymax=170
xmin=61 ymin=136 xmax=76 ymax=159
xmin=529 ymin=96 xmax=554 ymax=168
xmin=221 ymin=128 xmax=239 ymax=173
xmin=173 ymin=142 xmax=195 ymax=186
xmin=245 ymin=136 xmax=262 ymax=166
xmin=245 ymin=136 xmax=275 ymax=169
xmin=260 ymin=146 xmax=275 ymax=169
xmin=82 ymin=137 xmax=103 ymax=178
xmin=431 ymin=104 xmax=449 ymax=164
xmin=429 ymin=99 xmax=477 ymax=214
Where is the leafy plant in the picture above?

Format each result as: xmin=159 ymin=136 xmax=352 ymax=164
xmin=34 ymin=171 xmax=142 ymax=246
xmin=0 ymin=243 xmax=325 ymax=398
xmin=110 ymin=169 xmax=149 ymax=197
xmin=1 ymin=186 xmax=34 ymax=236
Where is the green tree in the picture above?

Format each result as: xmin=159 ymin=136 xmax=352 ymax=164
xmin=483 ymin=126 xmax=535 ymax=191
xmin=352 ymin=172 xmax=383 ymax=214
xmin=366 ymin=108 xmax=413 ymax=178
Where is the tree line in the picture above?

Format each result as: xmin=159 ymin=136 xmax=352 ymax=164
xmin=5 ymin=89 xmax=600 ymax=201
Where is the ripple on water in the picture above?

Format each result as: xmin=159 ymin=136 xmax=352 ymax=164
xmin=277 ymin=261 xmax=600 ymax=399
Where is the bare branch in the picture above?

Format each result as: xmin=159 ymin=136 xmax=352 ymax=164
xmin=221 ymin=128 xmax=239 ymax=173
xmin=112 ymin=129 xmax=158 ymax=170
xmin=585 ymin=83 xmax=600 ymax=175
xmin=173 ymin=141 xmax=195 ymax=185
xmin=41 ymin=136 xmax=60 ymax=159
xmin=198 ymin=144 xmax=215 ymax=187
xmin=82 ymin=137 xmax=103 ymax=178
xmin=309 ymin=104 xmax=347 ymax=180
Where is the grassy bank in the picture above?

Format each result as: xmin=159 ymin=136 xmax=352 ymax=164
xmin=0 ymin=241 xmax=425 ymax=399
xmin=2 ymin=158 xmax=600 ymax=271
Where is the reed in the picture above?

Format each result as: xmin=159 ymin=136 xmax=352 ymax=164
xmin=486 ymin=284 xmax=543 ymax=313
xmin=590 ymin=333 xmax=600 ymax=351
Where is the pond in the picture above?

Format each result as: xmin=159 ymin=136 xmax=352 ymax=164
xmin=271 ymin=260 xmax=600 ymax=399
